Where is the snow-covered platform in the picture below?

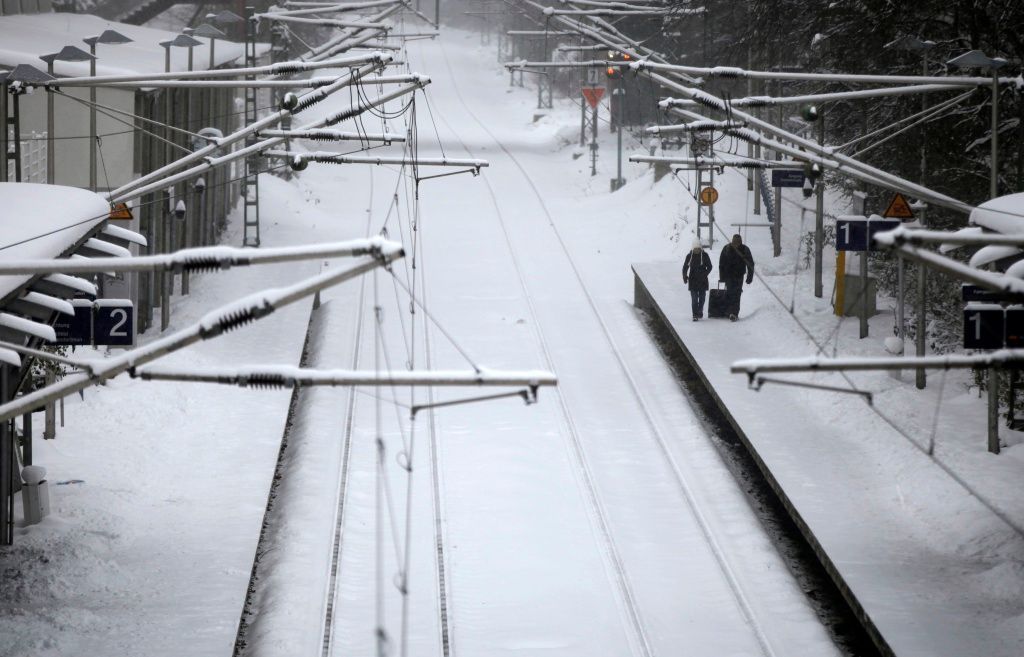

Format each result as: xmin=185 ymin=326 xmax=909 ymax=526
xmin=633 ymin=261 xmax=1024 ymax=657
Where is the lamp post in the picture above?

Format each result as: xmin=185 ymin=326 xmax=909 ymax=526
xmin=155 ymin=34 xmax=203 ymax=331
xmin=83 ymin=30 xmax=133 ymax=192
xmin=190 ymin=23 xmax=227 ymax=72
xmin=208 ymin=9 xmax=245 ymax=43
xmin=39 ymin=46 xmax=95 ymax=185
xmin=947 ymin=50 xmax=1008 ymax=199
xmin=887 ymin=36 xmax=935 ymax=387
xmin=948 ymin=49 xmax=1009 ymax=454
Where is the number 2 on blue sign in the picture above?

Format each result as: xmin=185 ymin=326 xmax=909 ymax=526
xmin=109 ymin=308 xmax=129 ymax=337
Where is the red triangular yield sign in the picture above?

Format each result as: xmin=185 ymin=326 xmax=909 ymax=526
xmin=882 ymin=193 xmax=915 ymax=220
xmin=582 ymin=86 xmax=605 ymax=109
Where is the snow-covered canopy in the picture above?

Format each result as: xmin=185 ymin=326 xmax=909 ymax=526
xmin=0 ymin=13 xmax=252 ymax=77
xmin=0 ymin=182 xmax=108 ymax=303
xmin=969 ymin=192 xmax=1024 ymax=234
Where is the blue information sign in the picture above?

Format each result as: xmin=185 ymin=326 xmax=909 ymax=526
xmin=836 ymin=217 xmax=901 ymax=252
xmin=867 ymin=218 xmax=901 ymax=248
xmin=963 ymin=304 xmax=1005 ymax=350
xmin=53 ymin=300 xmax=92 ymax=346
xmin=1005 ymin=307 xmax=1024 ymax=348
xmin=961 ymin=284 xmax=1024 ymax=304
xmin=93 ymin=300 xmax=134 ymax=347
xmin=771 ymin=169 xmax=805 ymax=188
xmin=836 ymin=218 xmax=868 ymax=251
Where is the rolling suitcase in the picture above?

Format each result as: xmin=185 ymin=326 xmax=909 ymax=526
xmin=707 ymin=281 xmax=728 ymax=319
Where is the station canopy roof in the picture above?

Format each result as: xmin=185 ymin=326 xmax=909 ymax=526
xmin=0 ymin=182 xmax=111 ymax=303
xmin=969 ymin=192 xmax=1024 ymax=235
xmin=0 ymin=12 xmax=254 ymax=77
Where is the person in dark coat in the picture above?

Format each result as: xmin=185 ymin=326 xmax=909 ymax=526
xmin=718 ymin=233 xmax=754 ymax=321
xmin=683 ymin=238 xmax=713 ymax=321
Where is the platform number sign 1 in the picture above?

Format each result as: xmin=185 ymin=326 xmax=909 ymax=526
xmin=963 ymin=304 xmax=1005 ymax=350
xmin=836 ymin=217 xmax=868 ymax=251
xmin=836 ymin=216 xmax=901 ymax=252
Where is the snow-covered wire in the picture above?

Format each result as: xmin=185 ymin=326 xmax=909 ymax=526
xmin=850 ymin=93 xmax=972 ymax=159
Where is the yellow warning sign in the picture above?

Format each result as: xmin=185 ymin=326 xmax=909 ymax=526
xmin=882 ymin=193 xmax=915 ymax=220
xmin=699 ymin=186 xmax=719 ymax=206
xmin=109 ymin=202 xmax=133 ymax=221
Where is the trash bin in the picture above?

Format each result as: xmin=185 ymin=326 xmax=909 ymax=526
xmin=20 ymin=465 xmax=49 ymax=526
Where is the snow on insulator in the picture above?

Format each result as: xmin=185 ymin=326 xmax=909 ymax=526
xmin=43 ymin=273 xmax=97 ymax=297
xmin=82 ymin=238 xmax=131 ymax=259
xmin=19 ymin=291 xmax=74 ymax=316
xmin=969 ymin=245 xmax=1021 ymax=269
xmin=0 ymin=313 xmax=56 ymax=343
xmin=709 ymin=66 xmax=745 ymax=78
xmin=102 ymin=224 xmax=148 ymax=247
xmin=0 ymin=347 xmax=21 ymax=369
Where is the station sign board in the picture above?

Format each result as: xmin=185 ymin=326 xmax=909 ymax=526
xmin=836 ymin=215 xmax=900 ymax=252
xmin=53 ymin=299 xmax=135 ymax=348
xmin=52 ymin=299 xmax=94 ymax=346
xmin=771 ymin=169 xmax=805 ymax=188
xmin=93 ymin=300 xmax=134 ymax=347
xmin=963 ymin=302 xmax=1012 ymax=350
xmin=961 ymin=284 xmax=1024 ymax=304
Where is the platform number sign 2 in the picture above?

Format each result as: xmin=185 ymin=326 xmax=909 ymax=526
xmin=93 ymin=301 xmax=134 ymax=346
xmin=54 ymin=300 xmax=135 ymax=347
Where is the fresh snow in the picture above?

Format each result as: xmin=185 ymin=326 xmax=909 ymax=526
xmin=0 ymin=25 xmax=1021 ymax=657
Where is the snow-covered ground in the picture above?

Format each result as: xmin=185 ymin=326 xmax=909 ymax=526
xmin=2 ymin=23 xmax=1022 ymax=657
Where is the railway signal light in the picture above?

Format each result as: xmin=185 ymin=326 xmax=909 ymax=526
xmin=606 ymin=50 xmax=630 ymax=80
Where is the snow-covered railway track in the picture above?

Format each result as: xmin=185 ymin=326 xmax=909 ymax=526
xmin=418 ymin=37 xmax=779 ymax=657
xmin=319 ymin=277 xmax=367 ymax=657
xmin=231 ymin=297 xmax=325 ymax=657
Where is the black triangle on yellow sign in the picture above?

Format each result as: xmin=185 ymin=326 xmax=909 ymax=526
xmin=882 ymin=193 xmax=915 ymax=220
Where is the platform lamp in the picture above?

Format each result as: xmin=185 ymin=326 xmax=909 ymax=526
xmin=82 ymin=30 xmax=133 ymax=192
xmin=947 ymin=49 xmax=1010 ymax=454
xmin=886 ymin=35 xmax=935 ymax=391
xmin=946 ymin=49 xmax=1008 ymax=199
xmin=39 ymin=46 xmax=95 ymax=185
xmin=157 ymin=34 xmax=204 ymax=158
xmin=190 ymin=23 xmax=227 ymax=71
xmin=1 ymin=65 xmax=56 ymax=183
xmin=208 ymin=9 xmax=245 ymax=41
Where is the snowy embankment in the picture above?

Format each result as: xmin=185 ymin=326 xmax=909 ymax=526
xmin=3 ymin=23 xmax=1021 ymax=657
xmin=0 ymin=174 xmax=340 ymax=656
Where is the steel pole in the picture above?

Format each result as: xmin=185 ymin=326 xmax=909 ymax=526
xmin=859 ymin=250 xmax=869 ymax=338
xmin=814 ymin=110 xmax=825 ymax=298
xmin=921 ymin=204 xmax=929 ymax=386
xmin=991 ymin=67 xmax=999 ymax=199
xmin=0 ymin=366 xmax=10 ymax=545
xmin=916 ymin=57 xmax=929 ymax=390
xmin=89 ymin=44 xmax=97 ymax=191
xmin=46 ymin=61 xmax=54 ymax=184
xmin=0 ymin=83 xmax=7 ymax=182
xmin=989 ymin=66 xmax=1001 ymax=452
xmin=897 ymin=253 xmax=905 ymax=362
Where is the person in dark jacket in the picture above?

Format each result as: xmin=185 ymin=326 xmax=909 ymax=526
xmin=718 ymin=233 xmax=754 ymax=321
xmin=683 ymin=238 xmax=713 ymax=321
